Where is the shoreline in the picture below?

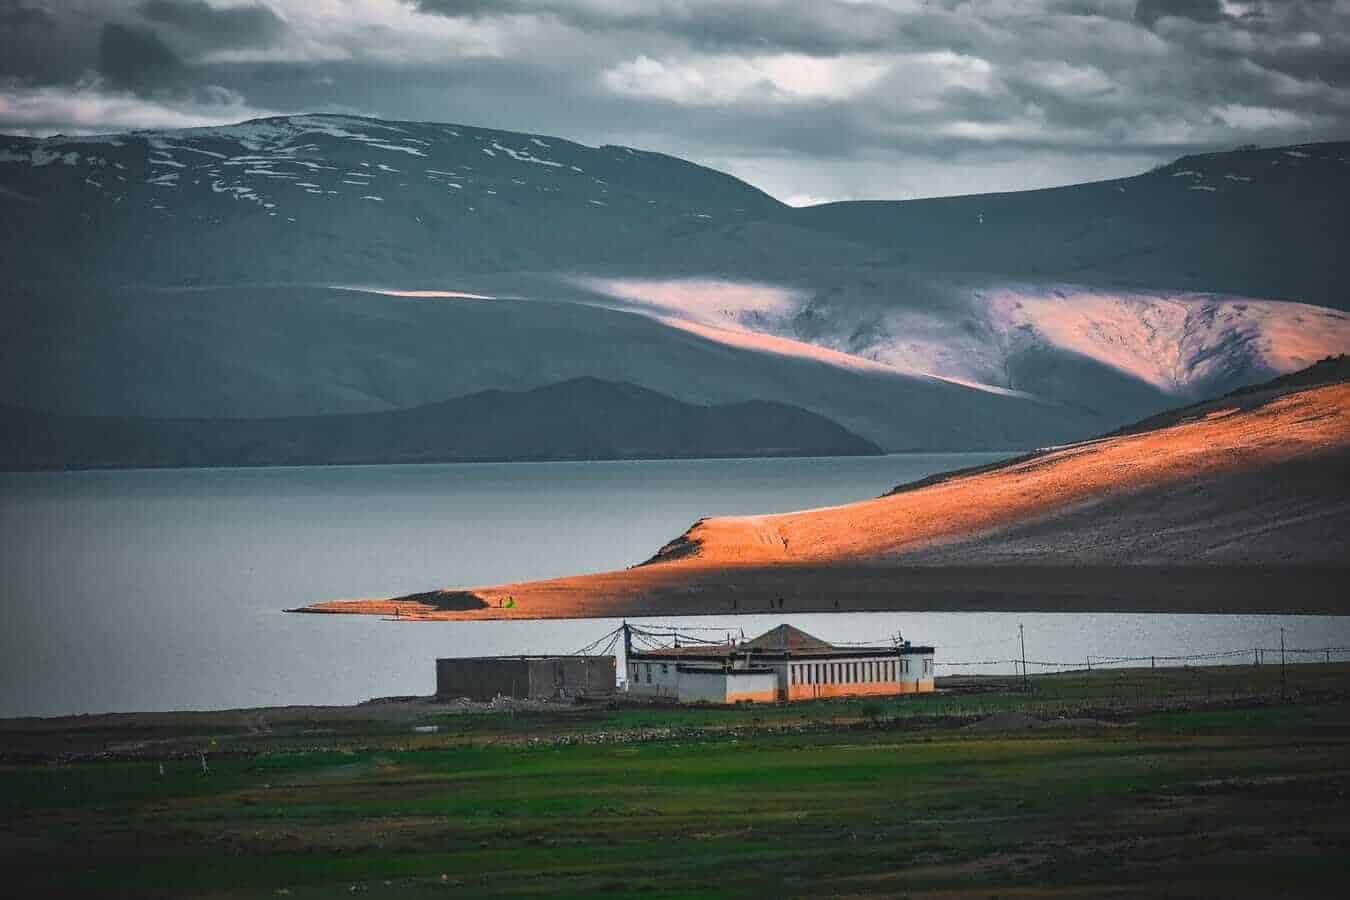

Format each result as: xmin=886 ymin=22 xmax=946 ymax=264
xmin=292 ymin=564 xmax=1350 ymax=620
xmin=7 ymin=660 xmax=1347 ymax=742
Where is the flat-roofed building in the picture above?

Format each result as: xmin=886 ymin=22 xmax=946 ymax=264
xmin=625 ymin=624 xmax=934 ymax=704
xmin=436 ymin=655 xmax=615 ymax=702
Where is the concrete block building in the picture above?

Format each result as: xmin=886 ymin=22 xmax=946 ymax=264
xmin=625 ymin=625 xmax=935 ymax=704
xmin=436 ymin=655 xmax=616 ymax=702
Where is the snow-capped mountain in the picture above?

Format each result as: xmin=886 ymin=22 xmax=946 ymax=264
xmin=2 ymin=114 xmax=1347 ymax=457
xmin=0 ymin=114 xmax=781 ymax=285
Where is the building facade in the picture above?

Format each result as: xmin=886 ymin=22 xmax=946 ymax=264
xmin=625 ymin=625 xmax=935 ymax=704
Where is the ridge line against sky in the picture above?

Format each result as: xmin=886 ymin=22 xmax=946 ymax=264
xmin=1 ymin=1 xmax=1348 ymax=203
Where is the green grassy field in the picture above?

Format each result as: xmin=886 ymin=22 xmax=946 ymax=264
xmin=4 ymin=665 xmax=1349 ymax=898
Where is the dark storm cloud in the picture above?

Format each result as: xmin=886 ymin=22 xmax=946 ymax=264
xmin=139 ymin=0 xmax=288 ymax=50
xmin=414 ymin=0 xmax=914 ymax=54
xmin=2 ymin=1 xmax=1349 ymax=199
xmin=97 ymin=22 xmax=187 ymax=94
xmin=0 ymin=1 xmax=54 ymax=30
xmin=1134 ymin=0 xmax=1223 ymax=26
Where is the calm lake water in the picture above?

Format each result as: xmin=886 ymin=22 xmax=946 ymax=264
xmin=3 ymin=454 xmax=1348 ymax=718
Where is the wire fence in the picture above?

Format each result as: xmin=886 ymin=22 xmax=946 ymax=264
xmin=939 ymin=646 xmax=1350 ymax=675
xmin=573 ymin=624 xmax=1350 ymax=678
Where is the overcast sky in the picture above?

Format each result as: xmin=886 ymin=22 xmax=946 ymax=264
xmin=2 ymin=1 xmax=1347 ymax=202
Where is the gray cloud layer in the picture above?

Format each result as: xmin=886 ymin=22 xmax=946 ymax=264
xmin=1 ymin=0 xmax=1348 ymax=200
xmin=140 ymin=0 xmax=288 ymax=50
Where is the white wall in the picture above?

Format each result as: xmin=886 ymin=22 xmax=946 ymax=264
xmin=627 ymin=658 xmax=680 ymax=698
xmin=679 ymin=669 xmax=777 ymax=704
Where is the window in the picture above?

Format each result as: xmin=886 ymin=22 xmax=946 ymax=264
xmin=791 ymin=665 xmax=798 ymax=685
xmin=645 ymin=664 xmax=652 ymax=684
xmin=661 ymin=664 xmax=669 ymax=675
xmin=902 ymin=659 xmax=909 ymax=675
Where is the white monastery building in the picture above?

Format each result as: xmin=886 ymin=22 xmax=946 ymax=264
xmin=624 ymin=624 xmax=935 ymax=704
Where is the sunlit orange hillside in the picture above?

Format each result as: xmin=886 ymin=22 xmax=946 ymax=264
xmin=300 ymin=358 xmax=1350 ymax=620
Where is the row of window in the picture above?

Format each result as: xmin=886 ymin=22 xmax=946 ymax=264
xmin=629 ymin=657 xmax=933 ymax=686
xmin=793 ymin=658 xmax=889 ymax=685
xmin=789 ymin=657 xmax=932 ymax=685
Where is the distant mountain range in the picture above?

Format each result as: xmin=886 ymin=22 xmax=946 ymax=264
xmin=0 ymin=378 xmax=879 ymax=471
xmin=2 ymin=114 xmax=1348 ymax=462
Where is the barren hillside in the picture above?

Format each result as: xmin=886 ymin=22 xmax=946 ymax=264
xmin=300 ymin=359 xmax=1350 ymax=620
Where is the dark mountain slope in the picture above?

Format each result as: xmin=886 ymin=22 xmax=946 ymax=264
xmin=792 ymin=142 xmax=1350 ymax=309
xmin=0 ymin=284 xmax=1112 ymax=452
xmin=0 ymin=377 xmax=882 ymax=471
xmin=0 ymin=114 xmax=783 ymax=287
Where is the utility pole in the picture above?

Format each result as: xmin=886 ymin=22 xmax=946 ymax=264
xmin=1019 ymin=623 xmax=1028 ymax=693
xmin=1280 ymin=627 xmax=1287 ymax=702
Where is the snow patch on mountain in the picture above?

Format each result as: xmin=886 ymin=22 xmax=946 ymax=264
xmin=572 ymin=276 xmax=1034 ymax=397
xmin=577 ymin=276 xmax=802 ymax=330
xmin=569 ymin=275 xmax=1350 ymax=404
xmin=986 ymin=288 xmax=1350 ymax=394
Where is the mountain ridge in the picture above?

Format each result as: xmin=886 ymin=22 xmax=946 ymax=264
xmin=3 ymin=113 xmax=1348 ymax=456
xmin=0 ymin=375 xmax=882 ymax=471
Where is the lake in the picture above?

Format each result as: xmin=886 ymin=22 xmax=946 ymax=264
xmin=3 ymin=454 xmax=1348 ymax=718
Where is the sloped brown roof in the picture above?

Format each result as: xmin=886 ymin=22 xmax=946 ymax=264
xmin=743 ymin=624 xmax=835 ymax=652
